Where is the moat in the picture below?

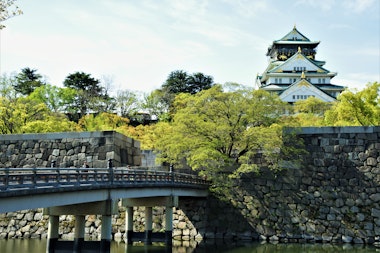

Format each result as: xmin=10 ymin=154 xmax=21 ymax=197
xmin=0 ymin=239 xmax=378 ymax=253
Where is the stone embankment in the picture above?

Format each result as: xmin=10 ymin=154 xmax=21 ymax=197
xmin=0 ymin=205 xmax=205 ymax=241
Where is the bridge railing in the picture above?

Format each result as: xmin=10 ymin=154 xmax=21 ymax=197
xmin=0 ymin=167 xmax=209 ymax=192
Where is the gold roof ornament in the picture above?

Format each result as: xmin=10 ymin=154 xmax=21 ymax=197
xmin=298 ymin=46 xmax=302 ymax=53
xmin=301 ymin=71 xmax=306 ymax=79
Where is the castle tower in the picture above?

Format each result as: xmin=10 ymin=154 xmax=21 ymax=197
xmin=257 ymin=26 xmax=345 ymax=103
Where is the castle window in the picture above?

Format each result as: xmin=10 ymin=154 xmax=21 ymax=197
xmin=279 ymin=78 xmax=282 ymax=84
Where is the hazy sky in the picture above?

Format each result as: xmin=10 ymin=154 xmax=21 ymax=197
xmin=1 ymin=0 xmax=379 ymax=94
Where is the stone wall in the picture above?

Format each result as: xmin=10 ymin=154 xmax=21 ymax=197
xmin=0 ymin=131 xmax=141 ymax=168
xmin=1 ymin=127 xmax=380 ymax=244
xmin=192 ymin=126 xmax=380 ymax=244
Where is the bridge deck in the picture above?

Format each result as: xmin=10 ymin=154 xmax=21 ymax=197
xmin=0 ymin=167 xmax=209 ymax=213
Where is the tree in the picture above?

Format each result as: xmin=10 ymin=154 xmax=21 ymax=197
xmin=29 ymin=84 xmax=63 ymax=112
xmin=287 ymin=96 xmax=332 ymax=127
xmin=0 ymin=96 xmax=77 ymax=134
xmin=0 ymin=0 xmax=22 ymax=29
xmin=294 ymin=96 xmax=332 ymax=115
xmin=0 ymin=72 xmax=17 ymax=99
xmin=186 ymin=72 xmax=214 ymax=94
xmin=78 ymin=112 xmax=129 ymax=131
xmin=63 ymin=72 xmax=114 ymax=120
xmin=115 ymin=89 xmax=139 ymax=118
xmin=153 ymin=84 xmax=293 ymax=180
xmin=324 ymin=82 xmax=380 ymax=126
xmin=159 ymin=70 xmax=214 ymax=114
xmin=141 ymin=90 xmax=170 ymax=121
xmin=14 ymin=68 xmax=46 ymax=96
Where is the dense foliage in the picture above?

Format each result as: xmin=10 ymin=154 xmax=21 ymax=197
xmin=153 ymin=84 xmax=294 ymax=179
xmin=0 ymin=67 xmax=378 ymax=185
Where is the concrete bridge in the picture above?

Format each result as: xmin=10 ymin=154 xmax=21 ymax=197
xmin=0 ymin=166 xmax=209 ymax=253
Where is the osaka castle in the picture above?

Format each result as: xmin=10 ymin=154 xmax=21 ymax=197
xmin=256 ymin=26 xmax=345 ymax=103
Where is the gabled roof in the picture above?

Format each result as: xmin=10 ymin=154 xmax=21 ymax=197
xmin=272 ymin=26 xmax=320 ymax=46
xmin=279 ymin=25 xmax=310 ymax=41
xmin=279 ymin=78 xmax=337 ymax=102
xmin=268 ymin=49 xmax=331 ymax=74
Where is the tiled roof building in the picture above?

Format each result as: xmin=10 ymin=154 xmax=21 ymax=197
xmin=257 ymin=26 xmax=345 ymax=103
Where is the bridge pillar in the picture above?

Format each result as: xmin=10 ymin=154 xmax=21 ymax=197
xmin=46 ymin=215 xmax=59 ymax=253
xmin=145 ymin=207 xmax=153 ymax=245
xmin=165 ymin=206 xmax=173 ymax=246
xmin=100 ymin=215 xmax=112 ymax=253
xmin=125 ymin=206 xmax=134 ymax=244
xmin=74 ymin=215 xmax=85 ymax=253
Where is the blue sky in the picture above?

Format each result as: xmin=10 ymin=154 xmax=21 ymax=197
xmin=1 ymin=0 xmax=379 ymax=94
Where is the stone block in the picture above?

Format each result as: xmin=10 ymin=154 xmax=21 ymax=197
xmin=372 ymin=208 xmax=380 ymax=218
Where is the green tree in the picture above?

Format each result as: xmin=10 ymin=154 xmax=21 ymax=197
xmin=324 ymin=82 xmax=380 ymax=126
xmin=78 ymin=112 xmax=129 ymax=131
xmin=21 ymin=114 xmax=79 ymax=133
xmin=158 ymin=70 xmax=214 ymax=115
xmin=154 ymin=84 xmax=292 ymax=180
xmin=115 ymin=89 xmax=139 ymax=118
xmin=0 ymin=73 xmax=17 ymax=99
xmin=186 ymin=72 xmax=214 ymax=94
xmin=63 ymin=72 xmax=114 ymax=120
xmin=0 ymin=0 xmax=22 ymax=29
xmin=294 ymin=96 xmax=332 ymax=115
xmin=0 ymin=96 xmax=76 ymax=134
xmin=141 ymin=90 xmax=169 ymax=121
xmin=14 ymin=68 xmax=46 ymax=96
xmin=288 ymin=96 xmax=332 ymax=126
xmin=29 ymin=84 xmax=65 ymax=112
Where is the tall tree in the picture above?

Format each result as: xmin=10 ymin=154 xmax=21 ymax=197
xmin=28 ymin=84 xmax=78 ymax=113
xmin=63 ymin=72 xmax=114 ymax=120
xmin=13 ymin=68 xmax=45 ymax=96
xmin=115 ymin=89 xmax=139 ymax=118
xmin=159 ymin=70 xmax=215 ymax=114
xmin=186 ymin=72 xmax=214 ymax=94
xmin=153 ymin=84 xmax=293 ymax=180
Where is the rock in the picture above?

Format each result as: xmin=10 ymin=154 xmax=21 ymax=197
xmin=342 ymin=235 xmax=353 ymax=243
xmin=353 ymin=237 xmax=364 ymax=244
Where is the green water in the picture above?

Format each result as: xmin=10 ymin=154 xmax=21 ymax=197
xmin=0 ymin=239 xmax=378 ymax=253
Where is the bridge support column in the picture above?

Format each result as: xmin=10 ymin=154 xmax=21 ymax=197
xmin=46 ymin=215 xmax=59 ymax=253
xmin=145 ymin=207 xmax=153 ymax=245
xmin=165 ymin=206 xmax=173 ymax=246
xmin=100 ymin=215 xmax=112 ymax=253
xmin=74 ymin=215 xmax=85 ymax=253
xmin=125 ymin=206 xmax=133 ymax=244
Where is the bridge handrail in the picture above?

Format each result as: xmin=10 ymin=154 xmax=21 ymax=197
xmin=0 ymin=167 xmax=209 ymax=192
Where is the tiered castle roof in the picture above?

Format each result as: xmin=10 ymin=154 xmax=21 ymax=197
xmin=257 ymin=26 xmax=345 ymax=103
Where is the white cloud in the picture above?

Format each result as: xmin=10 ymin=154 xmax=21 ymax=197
xmin=294 ymin=0 xmax=336 ymax=11
xmin=343 ymin=0 xmax=376 ymax=13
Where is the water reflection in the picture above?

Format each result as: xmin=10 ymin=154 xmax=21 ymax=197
xmin=0 ymin=239 xmax=377 ymax=253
